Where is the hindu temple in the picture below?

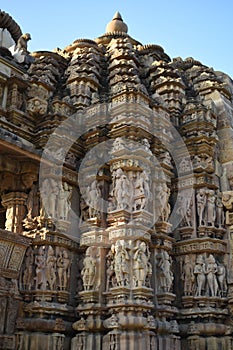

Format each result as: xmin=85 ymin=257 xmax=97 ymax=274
xmin=0 ymin=9 xmax=233 ymax=350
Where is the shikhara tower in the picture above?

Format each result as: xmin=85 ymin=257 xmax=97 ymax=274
xmin=0 ymin=9 xmax=233 ymax=350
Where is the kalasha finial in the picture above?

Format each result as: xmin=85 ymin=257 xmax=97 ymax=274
xmin=106 ymin=11 xmax=128 ymax=34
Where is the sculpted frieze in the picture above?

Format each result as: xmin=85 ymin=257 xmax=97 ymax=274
xmin=174 ymin=239 xmax=226 ymax=255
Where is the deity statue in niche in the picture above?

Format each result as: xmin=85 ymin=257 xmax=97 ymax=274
xmin=206 ymin=190 xmax=216 ymax=226
xmin=194 ymin=255 xmax=206 ymax=296
xmin=57 ymin=248 xmax=71 ymax=290
xmin=35 ymin=246 xmax=46 ymax=290
xmin=157 ymin=183 xmax=171 ymax=222
xmin=132 ymin=240 xmax=151 ymax=287
xmin=176 ymin=191 xmax=193 ymax=227
xmin=196 ymin=189 xmax=207 ymax=226
xmin=133 ymin=171 xmax=151 ymax=211
xmin=113 ymin=240 xmax=130 ymax=287
xmin=205 ymin=254 xmax=218 ymax=296
xmin=81 ymin=247 xmax=97 ymax=291
xmin=46 ymin=246 xmax=57 ymax=290
xmin=216 ymin=262 xmax=227 ymax=297
xmin=26 ymin=182 xmax=39 ymax=219
xmin=157 ymin=251 xmax=173 ymax=293
xmin=112 ymin=168 xmax=133 ymax=211
xmin=86 ymin=179 xmax=101 ymax=218
xmin=57 ymin=182 xmax=72 ymax=220
xmin=80 ymin=197 xmax=89 ymax=222
xmin=40 ymin=178 xmax=59 ymax=218
xmin=22 ymin=247 xmax=34 ymax=290
xmin=106 ymin=246 xmax=116 ymax=290
xmin=215 ymin=191 xmax=225 ymax=228
xmin=181 ymin=255 xmax=195 ymax=296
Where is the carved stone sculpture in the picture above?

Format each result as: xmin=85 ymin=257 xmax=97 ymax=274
xmin=132 ymin=241 xmax=150 ymax=287
xmin=35 ymin=246 xmax=46 ymax=290
xmin=157 ymin=251 xmax=173 ymax=293
xmin=1 ymin=10 xmax=233 ymax=350
xmin=46 ymin=246 xmax=57 ymax=290
xmin=215 ymin=192 xmax=225 ymax=228
xmin=26 ymin=183 xmax=39 ymax=219
xmin=176 ymin=192 xmax=193 ymax=227
xmin=205 ymin=254 xmax=218 ymax=296
xmin=181 ymin=255 xmax=195 ymax=296
xmin=106 ymin=247 xmax=116 ymax=290
xmin=86 ymin=180 xmax=101 ymax=218
xmin=113 ymin=240 xmax=130 ymax=287
xmin=112 ymin=168 xmax=133 ymax=211
xmin=40 ymin=178 xmax=59 ymax=218
xmin=194 ymin=255 xmax=206 ymax=296
xmin=133 ymin=171 xmax=151 ymax=211
xmin=57 ymin=248 xmax=71 ymax=290
xmin=112 ymin=137 xmax=126 ymax=152
xmin=81 ymin=247 xmax=97 ymax=291
xmin=196 ymin=189 xmax=207 ymax=226
xmin=16 ymin=33 xmax=31 ymax=52
xmin=206 ymin=190 xmax=216 ymax=227
xmin=22 ymin=247 xmax=34 ymax=290
xmin=217 ymin=262 xmax=227 ymax=297
xmin=159 ymin=183 xmax=171 ymax=222
xmin=57 ymin=182 xmax=72 ymax=220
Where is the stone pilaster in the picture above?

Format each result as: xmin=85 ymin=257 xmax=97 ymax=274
xmin=2 ymin=192 xmax=27 ymax=233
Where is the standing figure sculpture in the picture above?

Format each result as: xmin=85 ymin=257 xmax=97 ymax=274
xmin=57 ymin=248 xmax=71 ymax=290
xmin=205 ymin=254 xmax=218 ymax=296
xmin=81 ymin=247 xmax=97 ymax=291
xmin=22 ymin=247 xmax=34 ymax=290
xmin=26 ymin=183 xmax=39 ymax=219
xmin=157 ymin=251 xmax=173 ymax=292
xmin=133 ymin=241 xmax=150 ymax=287
xmin=114 ymin=240 xmax=130 ymax=287
xmin=106 ymin=247 xmax=116 ymax=290
xmin=46 ymin=246 xmax=57 ymax=290
xmin=40 ymin=178 xmax=59 ymax=218
xmin=86 ymin=180 xmax=101 ymax=218
xmin=194 ymin=255 xmax=206 ymax=296
xmin=215 ymin=191 xmax=225 ymax=228
xmin=113 ymin=169 xmax=133 ymax=211
xmin=182 ymin=255 xmax=195 ymax=296
xmin=160 ymin=183 xmax=171 ymax=222
xmin=217 ymin=262 xmax=227 ymax=297
xmin=133 ymin=171 xmax=151 ymax=211
xmin=35 ymin=246 xmax=46 ymax=290
xmin=57 ymin=182 xmax=72 ymax=220
xmin=206 ymin=190 xmax=216 ymax=226
xmin=196 ymin=189 xmax=207 ymax=226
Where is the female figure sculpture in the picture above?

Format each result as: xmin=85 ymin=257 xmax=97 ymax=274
xmin=81 ymin=247 xmax=96 ymax=291
xmin=194 ymin=255 xmax=206 ymax=296
xmin=133 ymin=241 xmax=150 ymax=287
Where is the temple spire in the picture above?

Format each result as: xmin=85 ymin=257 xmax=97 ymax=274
xmin=106 ymin=11 xmax=128 ymax=34
xmin=113 ymin=11 xmax=123 ymax=21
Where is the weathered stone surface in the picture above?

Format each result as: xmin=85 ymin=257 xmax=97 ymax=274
xmin=0 ymin=9 xmax=232 ymax=350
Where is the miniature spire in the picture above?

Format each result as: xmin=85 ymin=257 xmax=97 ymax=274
xmin=106 ymin=11 xmax=128 ymax=34
xmin=113 ymin=11 xmax=123 ymax=21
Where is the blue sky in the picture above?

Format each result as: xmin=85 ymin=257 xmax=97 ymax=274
xmin=1 ymin=1 xmax=233 ymax=78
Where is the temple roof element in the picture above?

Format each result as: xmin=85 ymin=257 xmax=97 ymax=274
xmin=0 ymin=10 xmax=22 ymax=43
xmin=106 ymin=11 xmax=128 ymax=34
